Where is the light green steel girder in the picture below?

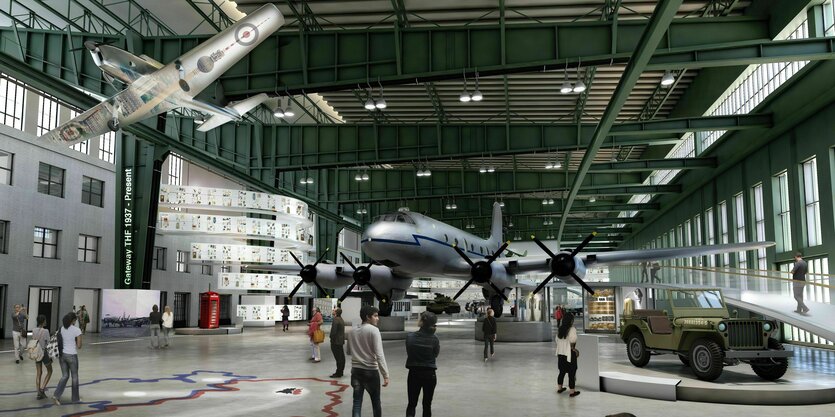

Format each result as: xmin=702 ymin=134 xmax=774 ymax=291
xmin=558 ymin=0 xmax=683 ymax=242
xmin=185 ymin=0 xmax=235 ymax=34
xmin=243 ymin=114 xmax=768 ymax=172
xmin=88 ymin=0 xmax=176 ymax=36
xmin=0 ymin=0 xmax=63 ymax=30
xmin=284 ymin=0 xmax=323 ymax=32
xmin=588 ymin=157 xmax=717 ymax=172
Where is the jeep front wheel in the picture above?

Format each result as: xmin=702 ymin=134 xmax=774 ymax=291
xmin=750 ymin=338 xmax=788 ymax=381
xmin=626 ymin=332 xmax=651 ymax=367
xmin=690 ymin=339 xmax=724 ymax=381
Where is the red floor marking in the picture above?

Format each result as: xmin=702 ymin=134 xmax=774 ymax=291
xmin=67 ymin=377 xmax=350 ymax=417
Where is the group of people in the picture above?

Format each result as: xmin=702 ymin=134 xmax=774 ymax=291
xmin=306 ymin=304 xmax=578 ymax=416
xmin=148 ymin=305 xmax=175 ymax=349
xmin=639 ymin=261 xmax=662 ymax=283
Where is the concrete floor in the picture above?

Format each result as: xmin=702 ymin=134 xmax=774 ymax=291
xmin=1 ymin=320 xmax=833 ymax=417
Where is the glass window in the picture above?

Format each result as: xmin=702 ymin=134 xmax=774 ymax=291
xmin=0 ymin=74 xmax=26 ymax=130
xmin=168 ymin=153 xmax=183 ymax=185
xmin=0 ymin=219 xmax=8 ymax=254
xmin=718 ymin=201 xmax=729 ymax=266
xmin=77 ymin=234 xmax=99 ymax=263
xmin=176 ymin=250 xmax=189 ymax=273
xmin=36 ymin=93 xmax=61 ymax=136
xmin=705 ymin=208 xmax=715 ymax=267
xmin=753 ymin=183 xmax=767 ymax=270
xmin=98 ymin=131 xmax=116 ymax=164
xmin=683 ymin=220 xmax=692 ymax=267
xmin=37 ymin=162 xmax=64 ymax=197
xmin=201 ymin=262 xmax=212 ymax=275
xmin=802 ymin=158 xmax=822 ymax=246
xmin=734 ymin=193 xmax=747 ymax=269
xmin=220 ymin=265 xmax=232 ymax=273
xmin=33 ymin=226 xmax=59 ymax=259
xmin=693 ymin=214 xmax=703 ymax=266
xmin=671 ymin=290 xmax=725 ymax=309
xmin=82 ymin=176 xmax=104 ymax=207
xmin=774 ymin=171 xmax=792 ymax=252
xmin=0 ymin=149 xmax=12 ymax=185
xmin=153 ymin=247 xmax=166 ymax=270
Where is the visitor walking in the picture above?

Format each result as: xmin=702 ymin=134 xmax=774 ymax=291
xmin=149 ymin=305 xmax=162 ymax=349
xmin=32 ymin=315 xmax=53 ymax=400
xmin=640 ymin=261 xmax=649 ymax=283
xmin=281 ymin=305 xmax=290 ymax=331
xmin=77 ymin=306 xmax=90 ymax=335
xmin=650 ymin=261 xmax=661 ymax=283
xmin=330 ymin=307 xmax=346 ymax=378
xmin=791 ymin=253 xmax=810 ymax=314
xmin=308 ymin=307 xmax=324 ymax=362
xmin=556 ymin=313 xmax=580 ymax=397
xmin=555 ymin=305 xmax=564 ymax=326
xmin=161 ymin=306 xmax=174 ymax=348
xmin=52 ymin=312 xmax=82 ymax=405
xmin=405 ymin=311 xmax=440 ymax=417
xmin=12 ymin=304 xmax=28 ymax=364
xmin=348 ymin=305 xmax=389 ymax=417
xmin=482 ymin=308 xmax=497 ymax=362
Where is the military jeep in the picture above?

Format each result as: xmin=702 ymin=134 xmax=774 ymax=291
xmin=620 ymin=288 xmax=791 ymax=381
xmin=426 ymin=293 xmax=462 ymax=315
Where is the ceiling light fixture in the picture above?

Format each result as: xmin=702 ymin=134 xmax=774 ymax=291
xmin=573 ymin=57 xmax=586 ymax=93
xmin=459 ymin=71 xmax=471 ymax=102
xmin=354 ymin=171 xmax=363 ymax=181
xmin=283 ymin=97 xmax=295 ymax=117
xmin=548 ymin=198 xmax=555 ymax=205
xmin=364 ymin=88 xmax=376 ymax=110
xmin=487 ymin=165 xmax=496 ymax=173
xmin=375 ymin=81 xmax=387 ymax=109
xmin=560 ymin=59 xmax=573 ymax=94
xmin=542 ymin=199 xmax=548 ymax=205
xmin=471 ymin=71 xmax=483 ymax=102
xmin=589 ymin=196 xmax=596 ymax=203
xmin=361 ymin=171 xmax=370 ymax=181
xmin=661 ymin=70 xmax=675 ymax=86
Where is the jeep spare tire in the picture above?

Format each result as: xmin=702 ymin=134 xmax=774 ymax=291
xmin=690 ymin=338 xmax=724 ymax=381
xmin=750 ymin=337 xmax=788 ymax=381
xmin=627 ymin=332 xmax=651 ymax=367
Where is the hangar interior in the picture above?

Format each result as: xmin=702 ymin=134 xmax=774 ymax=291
xmin=1 ymin=0 xmax=834 ymax=415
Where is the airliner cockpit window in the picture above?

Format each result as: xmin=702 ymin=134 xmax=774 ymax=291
xmin=395 ymin=214 xmax=416 ymax=224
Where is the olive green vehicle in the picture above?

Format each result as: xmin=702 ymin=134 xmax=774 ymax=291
xmin=425 ymin=293 xmax=462 ymax=315
xmin=620 ymin=288 xmax=792 ymax=381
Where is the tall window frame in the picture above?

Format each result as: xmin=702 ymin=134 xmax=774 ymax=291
xmin=0 ymin=219 xmax=8 ymax=254
xmin=683 ymin=220 xmax=692 ymax=267
xmin=734 ymin=193 xmax=748 ymax=269
xmin=718 ymin=201 xmax=730 ymax=266
xmin=81 ymin=176 xmax=104 ymax=207
xmin=99 ymin=131 xmax=116 ymax=164
xmin=801 ymin=158 xmax=822 ymax=247
xmin=773 ymin=171 xmax=792 ymax=252
xmin=153 ymin=246 xmax=167 ymax=270
xmin=36 ymin=93 xmax=61 ymax=136
xmin=694 ymin=214 xmax=703 ymax=266
xmin=168 ymin=153 xmax=183 ymax=185
xmin=705 ymin=208 xmax=716 ymax=267
xmin=176 ymin=250 xmax=189 ymax=273
xmin=753 ymin=183 xmax=767 ymax=270
xmin=33 ymin=226 xmax=59 ymax=259
xmin=0 ymin=73 xmax=26 ymax=130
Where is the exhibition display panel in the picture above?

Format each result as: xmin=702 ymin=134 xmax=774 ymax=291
xmin=158 ymin=185 xmax=312 ymax=226
xmin=191 ymin=243 xmax=304 ymax=264
xmin=158 ymin=212 xmax=313 ymax=249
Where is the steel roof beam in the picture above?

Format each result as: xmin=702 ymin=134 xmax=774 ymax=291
xmin=588 ymin=157 xmax=717 ymax=172
xmin=185 ymin=0 xmax=235 ymax=33
xmin=558 ymin=0 xmax=683 ymax=242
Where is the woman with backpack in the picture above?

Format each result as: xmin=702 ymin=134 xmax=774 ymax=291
xmin=53 ymin=312 xmax=82 ymax=405
xmin=31 ymin=315 xmax=53 ymax=399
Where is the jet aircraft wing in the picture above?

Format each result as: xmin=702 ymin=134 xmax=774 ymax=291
xmin=37 ymin=96 xmax=120 ymax=146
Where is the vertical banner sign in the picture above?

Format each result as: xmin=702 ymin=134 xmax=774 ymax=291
xmin=122 ymin=168 xmax=134 ymax=287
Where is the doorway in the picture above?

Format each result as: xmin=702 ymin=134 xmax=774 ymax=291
xmin=173 ymin=292 xmax=190 ymax=328
xmin=0 ymin=285 xmax=6 ymax=337
xmin=73 ymin=289 xmax=100 ymax=333
xmin=219 ymin=294 xmax=232 ymax=326
xmin=28 ymin=287 xmax=60 ymax=332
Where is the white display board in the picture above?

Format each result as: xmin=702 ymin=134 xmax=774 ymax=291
xmin=237 ymin=304 xmax=304 ymax=321
xmin=218 ymin=273 xmax=308 ymax=294
xmin=159 ymin=185 xmax=311 ymax=225
xmin=158 ymin=213 xmax=313 ymax=249
xmin=191 ymin=243 xmax=304 ymax=264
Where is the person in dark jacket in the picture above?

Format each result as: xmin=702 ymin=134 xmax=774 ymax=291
xmin=281 ymin=305 xmax=290 ymax=331
xmin=330 ymin=308 xmax=346 ymax=378
xmin=405 ymin=311 xmax=440 ymax=417
xmin=148 ymin=305 xmax=162 ymax=349
xmin=482 ymin=307 xmax=497 ymax=362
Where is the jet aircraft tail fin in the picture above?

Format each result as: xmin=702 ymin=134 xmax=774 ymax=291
xmin=489 ymin=201 xmax=503 ymax=247
xmin=196 ymin=93 xmax=269 ymax=132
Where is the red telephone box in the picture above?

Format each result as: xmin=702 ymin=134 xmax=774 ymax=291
xmin=199 ymin=291 xmax=220 ymax=329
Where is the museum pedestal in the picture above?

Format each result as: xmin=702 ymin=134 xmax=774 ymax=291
xmin=378 ymin=316 xmax=407 ymax=340
xmin=474 ymin=317 xmax=552 ymax=342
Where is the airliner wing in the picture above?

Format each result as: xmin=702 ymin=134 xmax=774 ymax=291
xmin=500 ymin=256 xmax=552 ymax=275
xmin=583 ymin=242 xmax=773 ymax=266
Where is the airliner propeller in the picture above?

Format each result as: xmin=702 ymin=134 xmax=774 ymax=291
xmin=451 ymin=242 xmax=511 ymax=301
xmin=286 ymin=248 xmax=330 ymax=298
xmin=339 ymin=253 xmax=385 ymax=303
xmin=531 ymin=232 xmax=597 ymax=295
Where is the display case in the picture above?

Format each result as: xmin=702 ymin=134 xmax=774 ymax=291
xmin=584 ymin=287 xmax=617 ymax=333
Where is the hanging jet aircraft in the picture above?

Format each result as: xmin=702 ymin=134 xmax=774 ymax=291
xmin=38 ymin=4 xmax=284 ymax=146
xmin=251 ymin=202 xmax=773 ymax=317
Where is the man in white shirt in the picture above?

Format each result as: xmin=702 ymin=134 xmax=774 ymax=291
xmin=347 ymin=305 xmax=389 ymax=417
xmin=11 ymin=304 xmax=28 ymax=364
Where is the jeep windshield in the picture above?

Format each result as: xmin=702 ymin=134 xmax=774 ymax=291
xmin=670 ymin=290 xmax=725 ymax=309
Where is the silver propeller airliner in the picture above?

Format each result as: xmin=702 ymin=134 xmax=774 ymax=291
xmin=255 ymin=202 xmax=773 ymax=317
xmin=39 ymin=4 xmax=284 ymax=146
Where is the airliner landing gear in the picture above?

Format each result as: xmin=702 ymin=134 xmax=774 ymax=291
xmin=379 ymin=297 xmax=393 ymax=316
xmin=491 ymin=295 xmax=504 ymax=318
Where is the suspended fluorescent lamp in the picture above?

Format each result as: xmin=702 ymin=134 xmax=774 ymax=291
xmin=661 ymin=71 xmax=675 ymax=86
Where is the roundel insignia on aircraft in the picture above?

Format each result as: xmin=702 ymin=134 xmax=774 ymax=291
xmin=197 ymin=56 xmax=214 ymax=73
xmin=235 ymin=23 xmax=259 ymax=46
xmin=59 ymin=123 xmax=84 ymax=143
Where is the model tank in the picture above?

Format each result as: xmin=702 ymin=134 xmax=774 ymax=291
xmin=425 ymin=293 xmax=462 ymax=315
